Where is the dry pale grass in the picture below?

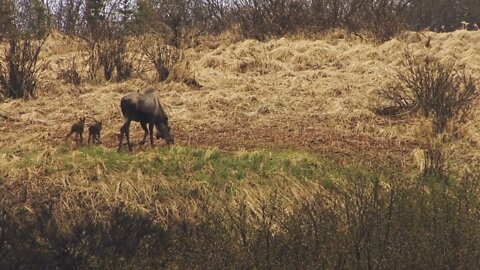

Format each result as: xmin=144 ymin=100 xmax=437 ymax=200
xmin=2 ymin=30 xmax=480 ymax=168
xmin=2 ymin=29 xmax=480 ymax=269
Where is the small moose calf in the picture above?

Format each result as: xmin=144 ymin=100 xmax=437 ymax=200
xmin=88 ymin=120 xmax=102 ymax=144
xmin=65 ymin=117 xmax=85 ymax=144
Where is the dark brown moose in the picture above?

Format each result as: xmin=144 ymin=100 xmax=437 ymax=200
xmin=118 ymin=88 xmax=174 ymax=151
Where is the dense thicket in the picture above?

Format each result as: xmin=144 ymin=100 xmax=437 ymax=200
xmin=2 ymin=0 xmax=479 ymax=46
xmin=2 ymin=169 xmax=480 ymax=269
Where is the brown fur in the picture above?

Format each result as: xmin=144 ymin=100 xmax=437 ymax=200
xmin=65 ymin=117 xmax=85 ymax=144
xmin=88 ymin=120 xmax=102 ymax=144
xmin=118 ymin=88 xmax=174 ymax=151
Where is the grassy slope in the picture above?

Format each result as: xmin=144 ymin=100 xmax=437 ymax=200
xmin=2 ymin=30 xmax=480 ymax=268
xmin=3 ymin=143 xmax=480 ymax=269
xmin=2 ymin=30 xmax=480 ymax=167
xmin=1 ymin=29 xmax=480 ymax=223
xmin=1 ymin=144 xmax=379 ymax=224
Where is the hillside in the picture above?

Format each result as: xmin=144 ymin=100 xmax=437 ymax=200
xmin=2 ymin=30 xmax=480 ymax=268
xmin=2 ymin=30 xmax=480 ymax=167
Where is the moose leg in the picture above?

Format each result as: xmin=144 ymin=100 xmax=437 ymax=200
xmin=140 ymin=122 xmax=148 ymax=145
xmin=65 ymin=131 xmax=73 ymax=141
xmin=79 ymin=133 xmax=83 ymax=145
xmin=125 ymin=126 xmax=132 ymax=151
xmin=118 ymin=120 xmax=131 ymax=150
xmin=118 ymin=128 xmax=124 ymax=150
xmin=148 ymin=123 xmax=154 ymax=146
xmin=96 ymin=134 xmax=102 ymax=144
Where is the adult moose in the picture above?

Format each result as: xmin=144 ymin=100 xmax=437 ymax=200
xmin=118 ymin=88 xmax=174 ymax=151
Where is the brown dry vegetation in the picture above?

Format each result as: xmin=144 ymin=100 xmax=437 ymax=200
xmin=2 ymin=30 xmax=480 ymax=268
xmin=3 ymin=30 xmax=480 ymax=166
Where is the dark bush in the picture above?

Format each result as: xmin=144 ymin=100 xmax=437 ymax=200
xmin=0 ymin=37 xmax=47 ymax=99
xmin=51 ymin=0 xmax=83 ymax=35
xmin=84 ymin=35 xmax=133 ymax=82
xmin=380 ymin=52 xmax=479 ymax=136
xmin=142 ymin=39 xmax=182 ymax=82
xmin=356 ymin=1 xmax=406 ymax=42
xmin=28 ymin=0 xmax=480 ymax=45
xmin=57 ymin=57 xmax=82 ymax=85
xmin=0 ymin=0 xmax=50 ymax=99
xmin=233 ymin=0 xmax=311 ymax=40
xmin=3 ymin=171 xmax=480 ymax=269
xmin=98 ymin=38 xmax=132 ymax=81
xmin=378 ymin=52 xmax=479 ymax=176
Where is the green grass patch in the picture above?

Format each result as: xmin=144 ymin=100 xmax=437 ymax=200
xmin=16 ymin=151 xmax=39 ymax=169
xmin=0 ymin=145 xmax=405 ymax=188
xmin=53 ymin=146 xmax=135 ymax=173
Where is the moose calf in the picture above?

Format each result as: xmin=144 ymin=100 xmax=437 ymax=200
xmin=66 ymin=117 xmax=85 ymax=144
xmin=88 ymin=120 xmax=103 ymax=144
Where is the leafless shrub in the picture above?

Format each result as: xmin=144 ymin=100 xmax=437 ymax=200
xmin=79 ymin=0 xmax=134 ymax=82
xmin=379 ymin=51 xmax=479 ymax=176
xmin=227 ymin=198 xmax=251 ymax=249
xmin=84 ymin=37 xmax=132 ymax=82
xmin=0 ymin=37 xmax=47 ymax=99
xmin=51 ymin=0 xmax=83 ymax=35
xmin=84 ymin=40 xmax=101 ymax=81
xmin=98 ymin=42 xmax=116 ymax=81
xmin=142 ymin=40 xmax=182 ymax=82
xmin=57 ymin=57 xmax=82 ymax=85
xmin=340 ymin=175 xmax=397 ymax=268
xmin=0 ymin=0 xmax=50 ymax=99
xmin=114 ymin=46 xmax=133 ymax=81
xmin=379 ymin=52 xmax=480 ymax=136
xmin=233 ymin=0 xmax=311 ymax=40
xmin=403 ymin=0 xmax=480 ymax=32
xmin=363 ymin=7 xmax=404 ymax=42
xmin=99 ymin=38 xmax=132 ymax=81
